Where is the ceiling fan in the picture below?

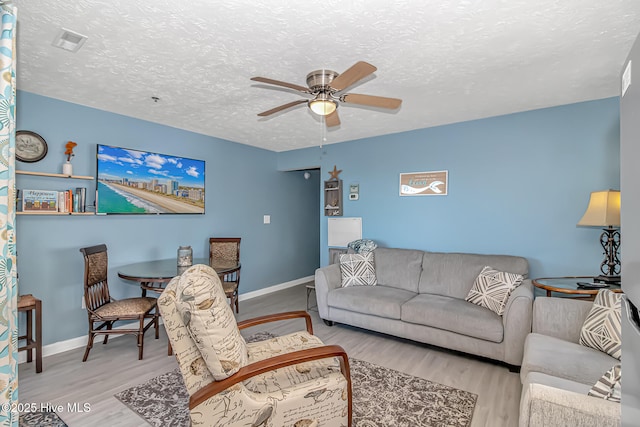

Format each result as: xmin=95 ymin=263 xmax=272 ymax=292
xmin=250 ymin=61 xmax=402 ymax=127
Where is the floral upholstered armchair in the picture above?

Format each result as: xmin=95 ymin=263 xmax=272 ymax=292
xmin=158 ymin=264 xmax=352 ymax=427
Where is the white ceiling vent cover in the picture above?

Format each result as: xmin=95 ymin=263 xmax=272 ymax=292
xmin=52 ymin=28 xmax=87 ymax=52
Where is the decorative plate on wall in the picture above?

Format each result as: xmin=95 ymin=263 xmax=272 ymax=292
xmin=16 ymin=130 xmax=48 ymax=163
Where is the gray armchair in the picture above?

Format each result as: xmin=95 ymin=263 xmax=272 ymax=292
xmin=519 ymin=297 xmax=620 ymax=427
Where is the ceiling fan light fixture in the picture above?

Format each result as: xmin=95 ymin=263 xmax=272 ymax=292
xmin=309 ymin=95 xmax=337 ymax=116
xmin=252 ymin=61 xmax=401 ymax=126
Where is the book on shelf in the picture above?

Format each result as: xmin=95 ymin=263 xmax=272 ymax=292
xmin=75 ymin=187 xmax=86 ymax=212
xmin=57 ymin=191 xmax=66 ymax=213
xmin=65 ymin=189 xmax=73 ymax=213
xmin=60 ymin=190 xmax=69 ymax=213
xmin=55 ymin=188 xmax=84 ymax=213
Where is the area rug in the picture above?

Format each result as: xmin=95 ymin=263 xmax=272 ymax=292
xmin=116 ymin=361 xmax=476 ymax=427
xmin=19 ymin=411 xmax=67 ymax=427
xmin=116 ymin=332 xmax=476 ymax=426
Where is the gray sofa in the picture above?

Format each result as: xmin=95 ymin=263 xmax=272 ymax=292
xmin=519 ymin=297 xmax=620 ymax=426
xmin=314 ymin=247 xmax=533 ymax=367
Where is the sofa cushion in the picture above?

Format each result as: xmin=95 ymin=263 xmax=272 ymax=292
xmin=521 ymin=333 xmax=617 ymax=386
xmin=373 ymin=248 xmax=424 ymax=292
xmin=520 ymin=371 xmax=621 ymax=427
xmin=401 ymin=293 xmax=504 ymax=343
xmin=588 ymin=364 xmax=621 ymax=403
xmin=419 ymin=252 xmax=528 ymax=298
xmin=327 ymin=285 xmax=416 ymax=319
xmin=465 ymin=266 xmax=524 ymax=316
xmin=340 ymin=252 xmax=377 ymax=287
xmin=579 ymin=289 xmax=622 ymax=360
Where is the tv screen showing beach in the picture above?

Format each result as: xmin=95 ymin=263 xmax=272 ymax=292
xmin=96 ymin=145 xmax=205 ymax=214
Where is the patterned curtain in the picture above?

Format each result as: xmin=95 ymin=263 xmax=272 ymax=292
xmin=0 ymin=3 xmax=17 ymax=426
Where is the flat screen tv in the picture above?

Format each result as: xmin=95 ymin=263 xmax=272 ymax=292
xmin=96 ymin=145 xmax=205 ymax=214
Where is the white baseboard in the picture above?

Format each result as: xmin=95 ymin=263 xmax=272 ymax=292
xmin=238 ymin=275 xmax=313 ymax=302
xmin=18 ymin=321 xmax=146 ymax=364
xmin=18 ymin=275 xmax=313 ymax=364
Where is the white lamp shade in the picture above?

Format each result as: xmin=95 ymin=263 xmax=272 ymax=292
xmin=309 ymin=97 xmax=337 ymax=116
xmin=577 ymin=190 xmax=621 ymax=227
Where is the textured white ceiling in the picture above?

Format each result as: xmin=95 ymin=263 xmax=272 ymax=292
xmin=12 ymin=0 xmax=640 ymax=152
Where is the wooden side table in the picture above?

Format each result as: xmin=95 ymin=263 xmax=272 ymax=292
xmin=306 ymin=284 xmax=317 ymax=312
xmin=18 ymin=294 xmax=42 ymax=373
xmin=532 ymin=277 xmax=623 ymax=300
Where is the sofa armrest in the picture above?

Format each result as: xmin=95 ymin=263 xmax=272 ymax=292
xmin=519 ymin=382 xmax=620 ymax=427
xmin=532 ymin=297 xmax=593 ymax=343
xmin=314 ymin=263 xmax=342 ymax=319
xmin=501 ymin=280 xmax=534 ymax=366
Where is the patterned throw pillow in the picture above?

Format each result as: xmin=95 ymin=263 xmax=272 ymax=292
xmin=347 ymin=239 xmax=378 ymax=254
xmin=588 ymin=364 xmax=621 ymax=402
xmin=340 ymin=252 xmax=377 ymax=287
xmin=173 ymin=264 xmax=248 ymax=380
xmin=580 ymin=289 xmax=622 ymax=360
xmin=465 ymin=266 xmax=524 ymax=316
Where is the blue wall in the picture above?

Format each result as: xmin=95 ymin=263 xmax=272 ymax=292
xmin=16 ymin=92 xmax=620 ymax=346
xmin=16 ymin=91 xmax=320 ymax=345
xmin=279 ymin=98 xmax=621 ymax=278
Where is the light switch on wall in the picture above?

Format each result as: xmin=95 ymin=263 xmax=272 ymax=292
xmin=263 ymin=215 xmax=271 ymax=224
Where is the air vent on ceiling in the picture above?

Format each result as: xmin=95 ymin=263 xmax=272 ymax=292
xmin=52 ymin=28 xmax=88 ymax=52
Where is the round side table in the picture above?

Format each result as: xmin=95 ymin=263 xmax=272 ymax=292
xmin=532 ymin=276 xmax=622 ymax=299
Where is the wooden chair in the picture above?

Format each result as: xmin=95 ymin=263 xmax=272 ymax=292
xmin=158 ymin=264 xmax=352 ymax=427
xmin=80 ymin=244 xmax=159 ymax=362
xmin=209 ymin=237 xmax=241 ymax=313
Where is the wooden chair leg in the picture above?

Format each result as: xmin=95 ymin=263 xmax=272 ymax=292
xmin=235 ymin=293 xmax=239 ymax=313
xmin=103 ymin=321 xmax=112 ymax=344
xmin=35 ymin=299 xmax=42 ymax=373
xmin=138 ymin=318 xmax=144 ymax=360
xmin=26 ymin=309 xmax=33 ymax=363
xmin=83 ymin=332 xmax=95 ymax=362
xmin=154 ymin=311 xmax=159 ymax=339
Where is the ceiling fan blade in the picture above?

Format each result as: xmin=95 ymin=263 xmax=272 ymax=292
xmin=342 ymin=93 xmax=402 ymax=109
xmin=257 ymin=99 xmax=307 ymax=117
xmin=250 ymin=77 xmax=310 ymax=93
xmin=325 ymin=110 xmax=340 ymax=127
xmin=329 ymin=61 xmax=377 ymax=92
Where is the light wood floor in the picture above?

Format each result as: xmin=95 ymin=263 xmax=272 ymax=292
xmin=19 ymin=283 xmax=522 ymax=426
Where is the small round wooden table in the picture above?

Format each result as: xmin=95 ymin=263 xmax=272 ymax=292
xmin=118 ymin=258 xmax=241 ymax=355
xmin=532 ymin=276 xmax=622 ymax=299
xmin=117 ymin=258 xmax=239 ymax=296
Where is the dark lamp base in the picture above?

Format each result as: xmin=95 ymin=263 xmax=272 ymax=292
xmin=593 ymin=275 xmax=621 ymax=285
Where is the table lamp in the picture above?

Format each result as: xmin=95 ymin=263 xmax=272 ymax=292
xmin=577 ymin=189 xmax=621 ymax=284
